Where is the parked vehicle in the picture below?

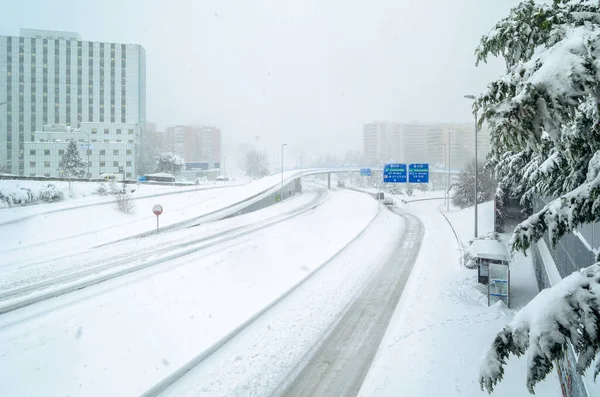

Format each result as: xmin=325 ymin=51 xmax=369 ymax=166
xmin=337 ymin=180 xmax=345 ymax=188
xmin=99 ymin=173 xmax=123 ymax=182
xmin=144 ymin=173 xmax=175 ymax=183
xmin=384 ymin=196 xmax=394 ymax=206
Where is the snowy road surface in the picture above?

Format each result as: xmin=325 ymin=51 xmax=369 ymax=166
xmin=273 ymin=211 xmax=423 ymax=397
xmin=155 ymin=206 xmax=406 ymax=397
xmin=0 ymin=188 xmax=380 ymax=397
xmin=0 ymin=188 xmax=327 ymax=313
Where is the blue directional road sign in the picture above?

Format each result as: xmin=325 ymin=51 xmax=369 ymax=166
xmin=360 ymin=168 xmax=372 ymax=177
xmin=408 ymin=163 xmax=429 ymax=183
xmin=383 ymin=163 xmax=407 ymax=183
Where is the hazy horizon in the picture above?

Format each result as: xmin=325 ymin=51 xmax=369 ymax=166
xmin=1 ymin=0 xmax=520 ymax=158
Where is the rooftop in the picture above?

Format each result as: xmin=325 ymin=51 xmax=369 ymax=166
xmin=20 ymin=28 xmax=82 ymax=41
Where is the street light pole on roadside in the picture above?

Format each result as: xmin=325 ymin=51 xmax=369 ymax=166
xmin=464 ymin=94 xmax=478 ymax=238
xmin=442 ymin=143 xmax=447 ymax=210
xmin=84 ymin=130 xmax=92 ymax=178
xmin=281 ymin=143 xmax=287 ymax=202
xmin=0 ymin=102 xmax=8 ymax=173
xmin=300 ymin=150 xmax=304 ymax=194
xmin=447 ymin=132 xmax=453 ymax=212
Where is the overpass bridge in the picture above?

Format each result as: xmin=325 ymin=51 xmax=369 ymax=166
xmin=273 ymin=166 xmax=461 ymax=193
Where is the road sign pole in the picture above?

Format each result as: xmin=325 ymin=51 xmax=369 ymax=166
xmin=152 ymin=204 xmax=163 ymax=234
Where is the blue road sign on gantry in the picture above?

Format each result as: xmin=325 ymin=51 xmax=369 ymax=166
xmin=383 ymin=163 xmax=407 ymax=183
xmin=408 ymin=163 xmax=429 ymax=183
xmin=360 ymin=168 xmax=372 ymax=177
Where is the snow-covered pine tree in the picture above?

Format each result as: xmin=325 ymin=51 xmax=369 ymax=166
xmin=480 ymin=263 xmax=600 ymax=394
xmin=476 ymin=0 xmax=600 ymax=392
xmin=246 ymin=149 xmax=269 ymax=178
xmin=154 ymin=152 xmax=184 ymax=174
xmin=452 ymin=161 xmax=495 ymax=208
xmin=59 ymin=140 xmax=86 ymax=178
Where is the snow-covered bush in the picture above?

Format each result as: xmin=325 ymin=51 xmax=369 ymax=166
xmin=114 ymin=190 xmax=135 ymax=214
xmin=0 ymin=185 xmax=62 ymax=207
xmin=480 ymin=263 xmax=600 ymax=394
xmin=93 ymin=183 xmax=110 ymax=196
xmin=37 ymin=184 xmax=64 ymax=202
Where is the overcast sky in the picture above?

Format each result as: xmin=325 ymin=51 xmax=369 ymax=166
xmin=2 ymin=0 xmax=520 ymax=159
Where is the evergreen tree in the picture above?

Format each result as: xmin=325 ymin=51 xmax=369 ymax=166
xmin=245 ymin=149 xmax=269 ymax=178
xmin=475 ymin=0 xmax=600 ymax=392
xmin=59 ymin=140 xmax=86 ymax=178
xmin=452 ymin=161 xmax=495 ymax=208
xmin=154 ymin=152 xmax=184 ymax=174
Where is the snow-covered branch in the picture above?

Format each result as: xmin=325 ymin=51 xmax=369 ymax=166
xmin=480 ymin=263 xmax=600 ymax=394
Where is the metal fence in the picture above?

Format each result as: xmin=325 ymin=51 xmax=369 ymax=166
xmin=531 ymin=196 xmax=593 ymax=397
xmin=533 ymin=196 xmax=597 ymax=280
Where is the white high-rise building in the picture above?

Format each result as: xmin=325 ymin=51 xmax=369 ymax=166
xmin=0 ymin=28 xmax=146 ymax=176
xmin=362 ymin=122 xmax=444 ymax=166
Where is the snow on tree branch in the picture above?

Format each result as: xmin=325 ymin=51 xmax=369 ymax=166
xmin=480 ymin=263 xmax=600 ymax=394
xmin=511 ymin=151 xmax=600 ymax=252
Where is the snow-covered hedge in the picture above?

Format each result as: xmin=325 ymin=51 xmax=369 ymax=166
xmin=0 ymin=184 xmax=64 ymax=208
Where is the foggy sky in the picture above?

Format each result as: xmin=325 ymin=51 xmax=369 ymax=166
xmin=2 ymin=0 xmax=520 ymax=159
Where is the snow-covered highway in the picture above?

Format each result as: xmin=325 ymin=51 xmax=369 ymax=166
xmin=0 ymin=187 xmax=392 ymax=397
xmin=0 ymin=187 xmax=328 ymax=313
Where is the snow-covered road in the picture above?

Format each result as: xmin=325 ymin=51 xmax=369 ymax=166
xmin=0 ymin=188 xmax=327 ymax=313
xmin=0 ymin=188 xmax=381 ymax=397
xmin=0 ymin=170 xmax=309 ymax=265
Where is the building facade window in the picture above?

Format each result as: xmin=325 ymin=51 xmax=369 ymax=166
xmin=104 ymin=128 xmax=109 ymax=134
xmin=29 ymin=161 xmax=36 ymax=167
xmin=116 ymin=129 xmax=121 ymax=134
xmin=126 ymin=149 xmax=132 ymax=155
xmin=128 ymin=129 xmax=134 ymax=135
xmin=44 ymin=149 xmax=50 ymax=155
xmin=58 ymin=149 xmax=64 ymax=156
xmin=30 ymin=150 xmax=36 ymax=155
xmin=100 ymin=161 xmax=106 ymax=167
xmin=113 ymin=149 xmax=119 ymax=155
xmin=44 ymin=161 xmax=50 ymax=167
xmin=113 ymin=161 xmax=119 ymax=166
xmin=100 ymin=149 xmax=106 ymax=155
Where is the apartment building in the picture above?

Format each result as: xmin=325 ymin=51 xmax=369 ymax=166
xmin=0 ymin=28 xmax=145 ymax=175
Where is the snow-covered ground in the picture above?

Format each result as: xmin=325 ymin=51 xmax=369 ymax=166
xmin=0 ymin=188 xmax=380 ymax=397
xmin=0 ymin=178 xmax=242 ymax=224
xmin=445 ymin=200 xmax=495 ymax=244
xmin=0 ymin=188 xmax=324 ymax=301
xmin=357 ymin=200 xmax=561 ymax=397
xmin=0 ymin=170 xmax=314 ymax=263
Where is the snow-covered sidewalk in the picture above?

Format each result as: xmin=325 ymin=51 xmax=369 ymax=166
xmin=358 ymin=200 xmax=561 ymax=397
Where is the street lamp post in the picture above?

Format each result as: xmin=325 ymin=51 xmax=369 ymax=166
xmin=465 ymin=94 xmax=478 ymax=238
xmin=0 ymin=102 xmax=6 ymax=173
xmin=281 ymin=143 xmax=287 ymax=202
xmin=447 ymin=132 xmax=453 ymax=212
xmin=84 ymin=130 xmax=91 ymax=178
xmin=442 ymin=143 xmax=447 ymax=209
xmin=300 ymin=150 xmax=304 ymax=195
